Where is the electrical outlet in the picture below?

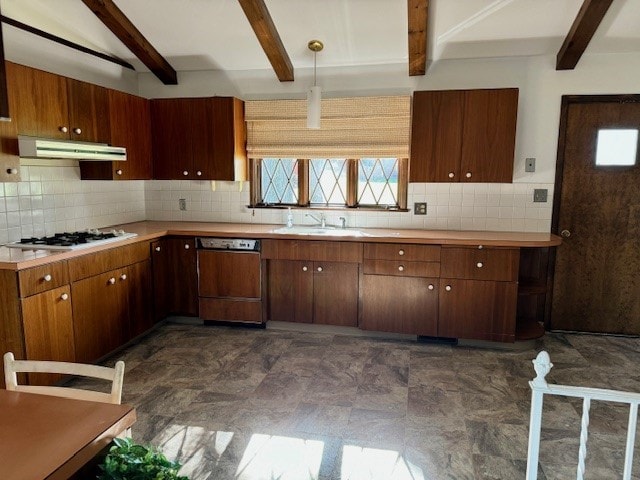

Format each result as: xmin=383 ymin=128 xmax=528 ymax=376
xmin=533 ymin=189 xmax=548 ymax=203
xmin=525 ymin=158 xmax=536 ymax=172
xmin=179 ymin=198 xmax=187 ymax=211
xmin=414 ymin=202 xmax=427 ymax=215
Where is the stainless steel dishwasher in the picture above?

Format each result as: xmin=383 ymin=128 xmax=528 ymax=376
xmin=196 ymin=238 xmax=263 ymax=325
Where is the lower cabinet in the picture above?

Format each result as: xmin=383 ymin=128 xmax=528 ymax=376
xmin=438 ymin=278 xmax=518 ymax=342
xmin=360 ymin=275 xmax=438 ymax=335
xmin=21 ymin=285 xmax=75 ymax=385
xmin=267 ymin=259 xmax=359 ymax=326
xmin=151 ymin=238 xmax=198 ymax=320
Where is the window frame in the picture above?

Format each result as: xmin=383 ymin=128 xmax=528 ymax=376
xmin=249 ymin=158 xmax=408 ymax=211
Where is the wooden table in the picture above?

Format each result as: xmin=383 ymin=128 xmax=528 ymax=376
xmin=0 ymin=389 xmax=136 ymax=480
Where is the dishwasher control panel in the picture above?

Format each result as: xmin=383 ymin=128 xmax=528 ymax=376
xmin=197 ymin=237 xmax=260 ymax=251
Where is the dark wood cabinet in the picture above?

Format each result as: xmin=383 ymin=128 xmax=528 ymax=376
xmin=410 ymin=88 xmax=518 ymax=183
xmin=267 ymin=260 xmax=313 ymax=324
xmin=0 ymin=63 xmax=20 ymax=182
xmin=438 ymin=279 xmax=518 ymax=342
xmin=127 ymin=260 xmax=153 ymax=338
xmin=20 ymin=285 xmax=75 ymax=386
xmin=66 ymin=78 xmax=111 ymax=143
xmin=80 ymin=89 xmax=152 ymax=180
xmin=150 ymin=96 xmax=247 ymax=180
xmin=151 ymin=238 xmax=198 ymax=320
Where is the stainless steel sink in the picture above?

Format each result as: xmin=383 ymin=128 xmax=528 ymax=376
xmin=270 ymin=226 xmax=370 ymax=237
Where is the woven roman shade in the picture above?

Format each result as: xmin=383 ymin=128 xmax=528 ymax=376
xmin=245 ymin=96 xmax=410 ymax=159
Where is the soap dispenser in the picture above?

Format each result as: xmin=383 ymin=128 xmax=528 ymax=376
xmin=286 ymin=207 xmax=294 ymax=228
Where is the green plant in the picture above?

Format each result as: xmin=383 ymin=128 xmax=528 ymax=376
xmin=98 ymin=437 xmax=189 ymax=480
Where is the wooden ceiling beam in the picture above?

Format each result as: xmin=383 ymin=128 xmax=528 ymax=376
xmin=556 ymin=0 xmax=614 ymax=70
xmin=237 ymin=0 xmax=294 ymax=82
xmin=408 ymin=0 xmax=429 ymax=76
xmin=81 ymin=0 xmax=177 ymax=84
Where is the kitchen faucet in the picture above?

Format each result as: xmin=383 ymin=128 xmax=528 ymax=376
xmin=305 ymin=213 xmax=326 ymax=228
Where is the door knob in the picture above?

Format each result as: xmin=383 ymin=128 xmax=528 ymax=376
xmin=561 ymin=229 xmax=571 ymax=238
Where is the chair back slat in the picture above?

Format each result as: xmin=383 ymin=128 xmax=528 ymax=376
xmin=623 ymin=403 xmax=639 ymax=480
xmin=577 ymin=397 xmax=591 ymax=480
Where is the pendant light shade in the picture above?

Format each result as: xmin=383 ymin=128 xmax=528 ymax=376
xmin=307 ymin=40 xmax=323 ymax=130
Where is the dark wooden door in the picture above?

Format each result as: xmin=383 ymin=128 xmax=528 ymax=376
xmin=21 ymin=286 xmax=75 ymax=385
xmin=127 ymin=260 xmax=153 ymax=339
xmin=151 ymin=99 xmax=194 ymax=179
xmin=198 ymin=250 xmax=261 ymax=298
xmin=267 ymin=260 xmax=313 ymax=323
xmin=551 ymin=98 xmax=640 ymax=334
xmin=313 ymin=262 xmax=359 ymax=327
xmin=67 ymin=79 xmax=111 ymax=143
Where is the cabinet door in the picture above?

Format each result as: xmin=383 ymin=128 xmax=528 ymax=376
xmin=361 ymin=275 xmax=438 ymax=335
xmin=0 ymin=63 xmax=20 ymax=182
xmin=198 ymin=250 xmax=260 ymax=298
xmin=67 ymin=78 xmax=111 ymax=143
xmin=460 ymin=89 xmax=518 ymax=183
xmin=72 ymin=269 xmax=128 ymax=363
xmin=209 ymin=97 xmax=246 ymax=181
xmin=151 ymin=238 xmax=198 ymax=319
xmin=313 ymin=262 xmax=359 ymax=327
xmin=126 ymin=260 xmax=153 ymax=339
xmin=438 ymin=279 xmax=517 ymax=342
xmin=267 ymin=260 xmax=313 ymax=323
xmin=410 ymin=90 xmax=464 ymax=182
xmin=6 ymin=62 xmax=69 ymax=139
xmin=109 ymin=90 xmax=152 ymax=180
xmin=151 ymin=99 xmax=195 ymax=179
xmin=21 ymin=285 xmax=75 ymax=386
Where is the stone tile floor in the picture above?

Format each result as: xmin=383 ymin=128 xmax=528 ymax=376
xmin=87 ymin=321 xmax=640 ymax=479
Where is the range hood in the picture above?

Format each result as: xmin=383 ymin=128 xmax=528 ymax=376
xmin=18 ymin=136 xmax=126 ymax=161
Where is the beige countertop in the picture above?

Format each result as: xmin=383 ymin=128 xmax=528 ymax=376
xmin=0 ymin=221 xmax=562 ymax=271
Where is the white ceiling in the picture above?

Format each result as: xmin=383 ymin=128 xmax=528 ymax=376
xmin=1 ymin=0 xmax=639 ymax=79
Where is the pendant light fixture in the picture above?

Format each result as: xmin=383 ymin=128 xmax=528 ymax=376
xmin=307 ymin=39 xmax=323 ymax=129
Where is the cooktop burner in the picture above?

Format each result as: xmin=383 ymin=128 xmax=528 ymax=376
xmin=4 ymin=229 xmax=138 ymax=251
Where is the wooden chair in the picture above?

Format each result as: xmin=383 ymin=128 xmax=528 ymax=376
xmin=3 ymin=352 xmax=125 ymax=405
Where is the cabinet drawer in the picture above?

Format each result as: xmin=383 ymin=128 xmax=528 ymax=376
xmin=440 ymin=247 xmax=519 ymax=281
xmin=363 ymin=259 xmax=440 ymax=278
xmin=262 ymin=239 xmax=363 ymax=262
xmin=364 ymin=243 xmax=440 ymax=262
xmin=68 ymin=241 xmax=150 ymax=281
xmin=200 ymin=298 xmax=262 ymax=323
xmin=18 ymin=261 xmax=69 ymax=298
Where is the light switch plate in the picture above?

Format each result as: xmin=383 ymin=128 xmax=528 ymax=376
xmin=414 ymin=202 xmax=427 ymax=215
xmin=533 ymin=189 xmax=548 ymax=203
xmin=525 ymin=158 xmax=536 ymax=172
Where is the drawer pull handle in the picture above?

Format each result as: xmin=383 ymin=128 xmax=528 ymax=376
xmin=196 ymin=171 xmax=202 ymax=176
xmin=398 ymin=249 xmax=405 ymax=256
xmin=448 ymin=172 xmax=455 ymax=178
xmin=116 ymin=169 xmax=123 ymax=176
xmin=60 ymin=293 xmax=69 ymax=301
xmin=445 ymin=285 xmax=452 ymax=291
xmin=476 ymin=262 xmax=483 ymax=268
xmin=184 ymin=244 xmax=190 ymax=249
xmin=73 ymin=127 xmax=82 ymax=135
xmin=478 ymin=245 xmax=483 ymax=249
xmin=427 ymin=284 xmax=434 ymax=291
xmin=302 ymin=266 xmax=308 ymax=272
xmin=183 ymin=170 xmax=189 ymax=176
xmin=317 ymin=266 xmax=323 ymax=272
xmin=7 ymin=168 xmax=18 ymax=175
xmin=43 ymin=274 xmax=52 ymax=282
xmin=120 ymin=274 xmax=127 ymax=281
xmin=155 ymin=246 xmax=161 ymax=252
xmin=59 ymin=126 xmax=68 ymax=133
xmin=108 ymin=277 xmax=116 ymax=285
xmin=466 ymin=172 xmax=472 ymax=178
xmin=398 ymin=265 xmax=404 ymax=272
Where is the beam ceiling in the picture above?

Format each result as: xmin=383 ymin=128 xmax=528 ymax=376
xmin=408 ymin=0 xmax=429 ymax=76
xmin=237 ymin=0 xmax=294 ymax=82
xmin=556 ymin=0 xmax=614 ymax=70
xmin=81 ymin=0 xmax=177 ymax=84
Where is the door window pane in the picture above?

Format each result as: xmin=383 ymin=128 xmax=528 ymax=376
xmin=358 ymin=158 xmax=399 ymax=207
xmin=595 ymin=129 xmax=638 ymax=166
xmin=261 ymin=158 xmax=299 ymax=204
xmin=309 ymin=159 xmax=347 ymax=205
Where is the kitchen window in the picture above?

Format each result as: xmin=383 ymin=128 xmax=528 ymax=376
xmin=251 ymin=157 xmax=407 ymax=209
xmin=245 ymin=95 xmax=411 ymax=211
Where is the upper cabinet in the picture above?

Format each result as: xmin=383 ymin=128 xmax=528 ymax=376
xmin=150 ymin=96 xmax=247 ymax=181
xmin=0 ymin=65 xmax=20 ymax=182
xmin=6 ymin=62 xmax=111 ymax=143
xmin=80 ymin=89 xmax=152 ymax=180
xmin=410 ymin=88 xmax=518 ymax=183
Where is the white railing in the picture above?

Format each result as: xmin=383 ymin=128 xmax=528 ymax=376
xmin=526 ymin=351 xmax=640 ymax=480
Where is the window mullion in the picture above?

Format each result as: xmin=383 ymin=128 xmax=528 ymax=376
xmin=397 ymin=158 xmax=408 ymax=210
xmin=299 ymin=159 xmax=310 ymax=206
xmin=346 ymin=159 xmax=358 ymax=207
